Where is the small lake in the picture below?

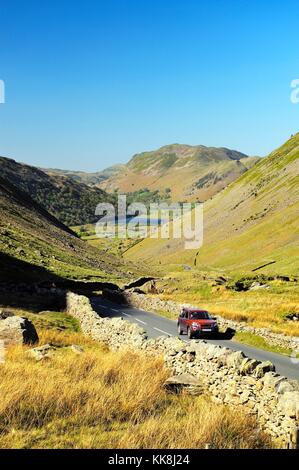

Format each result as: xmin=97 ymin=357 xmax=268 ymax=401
xmin=102 ymin=216 xmax=166 ymax=226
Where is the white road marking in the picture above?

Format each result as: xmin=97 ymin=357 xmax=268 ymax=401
xmin=122 ymin=312 xmax=131 ymax=318
xmin=111 ymin=309 xmax=119 ymax=313
xmin=153 ymin=327 xmax=170 ymax=336
xmin=135 ymin=318 xmax=147 ymax=325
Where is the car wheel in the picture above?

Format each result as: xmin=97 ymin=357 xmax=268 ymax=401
xmin=187 ymin=328 xmax=194 ymax=340
xmin=177 ymin=323 xmax=183 ymax=335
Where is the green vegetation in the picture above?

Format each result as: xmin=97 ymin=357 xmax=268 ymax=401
xmin=128 ymin=151 xmax=164 ymax=172
xmin=158 ymin=153 xmax=179 ymax=170
xmin=125 ymin=187 xmax=172 ymax=206
xmin=25 ymin=310 xmax=81 ymax=334
xmin=72 ymin=223 xmax=145 ymax=257
xmin=233 ymin=332 xmax=296 ymax=357
xmin=76 ymin=229 xmax=141 ymax=257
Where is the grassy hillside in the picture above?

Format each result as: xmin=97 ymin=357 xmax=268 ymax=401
xmin=122 ymin=134 xmax=299 ymax=335
xmin=98 ymin=144 xmax=259 ymax=202
xmin=0 ymin=175 xmax=140 ymax=284
xmin=0 ymin=156 xmax=114 ymax=226
xmin=125 ymin=134 xmax=299 ymax=276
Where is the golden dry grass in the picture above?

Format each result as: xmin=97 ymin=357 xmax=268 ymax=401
xmin=0 ymin=326 xmax=271 ymax=449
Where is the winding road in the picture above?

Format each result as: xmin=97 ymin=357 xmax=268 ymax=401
xmin=91 ymin=297 xmax=299 ymax=382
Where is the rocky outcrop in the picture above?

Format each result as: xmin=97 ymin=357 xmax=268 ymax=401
xmin=67 ymin=292 xmax=299 ymax=449
xmin=104 ymin=289 xmax=299 ymax=353
xmin=27 ymin=344 xmax=57 ymax=361
xmin=0 ymin=315 xmax=39 ymax=346
xmin=164 ymin=373 xmax=203 ymax=395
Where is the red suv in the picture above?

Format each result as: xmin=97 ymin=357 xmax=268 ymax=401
xmin=177 ymin=308 xmax=219 ymax=339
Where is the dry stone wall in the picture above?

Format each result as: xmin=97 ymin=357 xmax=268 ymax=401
xmin=66 ymin=293 xmax=147 ymax=350
xmin=67 ymin=292 xmax=299 ymax=449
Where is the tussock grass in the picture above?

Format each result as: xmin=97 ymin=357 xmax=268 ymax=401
xmin=119 ymin=401 xmax=268 ymax=449
xmin=0 ymin=344 xmax=168 ymax=444
xmin=0 ymin=322 xmax=271 ymax=449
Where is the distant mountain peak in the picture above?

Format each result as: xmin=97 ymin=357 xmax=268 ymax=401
xmin=98 ymin=143 xmax=258 ymax=202
xmin=41 ymin=143 xmax=260 ymax=205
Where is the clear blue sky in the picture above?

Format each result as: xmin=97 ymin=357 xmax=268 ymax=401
xmin=0 ymin=0 xmax=299 ymax=171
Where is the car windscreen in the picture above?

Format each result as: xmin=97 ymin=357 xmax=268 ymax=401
xmin=190 ymin=311 xmax=210 ymax=320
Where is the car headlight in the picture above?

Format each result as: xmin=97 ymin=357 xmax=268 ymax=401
xmin=192 ymin=322 xmax=200 ymax=329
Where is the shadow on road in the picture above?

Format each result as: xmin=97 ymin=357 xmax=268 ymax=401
xmin=217 ymin=328 xmax=236 ymax=340
xmin=189 ymin=328 xmax=236 ymax=341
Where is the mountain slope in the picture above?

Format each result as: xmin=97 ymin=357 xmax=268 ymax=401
xmin=98 ymin=144 xmax=260 ymax=202
xmin=0 ymin=175 xmax=140 ymax=284
xmin=0 ymin=156 xmax=114 ymax=226
xmin=125 ymin=134 xmax=299 ymax=275
xmin=44 ymin=164 xmax=125 ymax=187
